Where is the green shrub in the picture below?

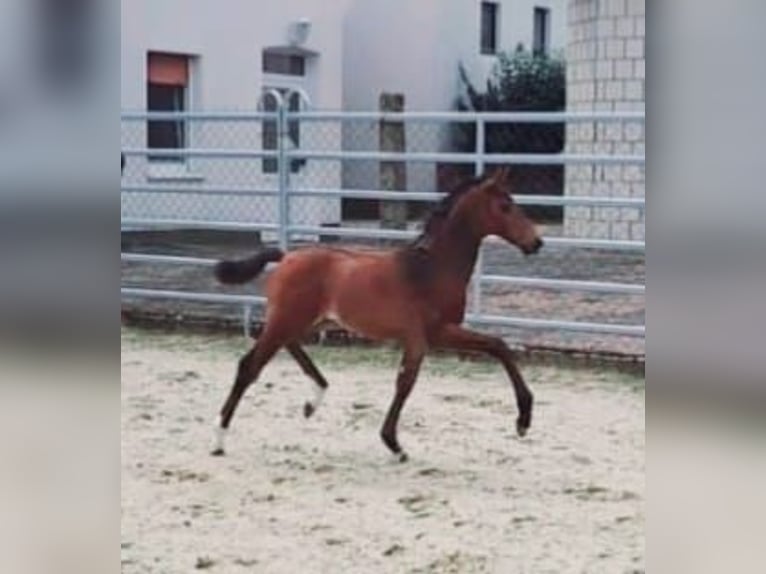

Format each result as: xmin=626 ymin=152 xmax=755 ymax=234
xmin=452 ymin=48 xmax=567 ymax=221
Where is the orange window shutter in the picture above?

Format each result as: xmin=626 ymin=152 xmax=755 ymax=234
xmin=147 ymin=53 xmax=189 ymax=86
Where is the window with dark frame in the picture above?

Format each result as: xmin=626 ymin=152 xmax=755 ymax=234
xmin=533 ymin=7 xmax=550 ymax=56
xmin=146 ymin=52 xmax=189 ymax=163
xmin=262 ymin=52 xmax=306 ymax=76
xmin=262 ymin=89 xmax=304 ymax=174
xmin=480 ymin=2 xmax=498 ymax=55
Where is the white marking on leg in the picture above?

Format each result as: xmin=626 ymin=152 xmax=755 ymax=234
xmin=307 ymin=381 xmax=325 ymax=412
xmin=389 ymin=450 xmax=409 ymax=463
xmin=314 ymin=384 xmax=325 ymax=409
xmin=213 ymin=415 xmax=227 ymax=452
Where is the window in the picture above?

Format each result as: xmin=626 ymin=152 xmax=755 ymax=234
xmin=262 ymin=52 xmax=305 ymax=76
xmin=262 ymin=89 xmax=304 ymax=174
xmin=480 ymin=2 xmax=499 ymax=55
xmin=147 ymin=52 xmax=189 ymax=162
xmin=533 ymin=7 xmax=550 ymax=56
xmin=261 ymin=48 xmax=310 ymax=174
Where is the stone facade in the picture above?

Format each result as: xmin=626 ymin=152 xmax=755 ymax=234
xmin=565 ymin=0 xmax=645 ymax=241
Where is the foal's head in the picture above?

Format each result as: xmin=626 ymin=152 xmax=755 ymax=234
xmin=454 ymin=168 xmax=543 ymax=255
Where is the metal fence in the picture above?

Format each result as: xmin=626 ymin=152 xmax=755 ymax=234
xmin=121 ymin=102 xmax=645 ymax=356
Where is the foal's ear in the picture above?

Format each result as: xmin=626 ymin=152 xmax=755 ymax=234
xmin=489 ymin=166 xmax=510 ymax=185
xmin=483 ymin=167 xmax=510 ymax=194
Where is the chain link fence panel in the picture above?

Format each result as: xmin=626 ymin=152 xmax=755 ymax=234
xmin=122 ymin=109 xmax=644 ymax=359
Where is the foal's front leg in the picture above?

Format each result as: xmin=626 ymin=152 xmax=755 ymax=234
xmin=380 ymin=340 xmax=426 ymax=462
xmin=431 ymin=324 xmax=534 ymax=437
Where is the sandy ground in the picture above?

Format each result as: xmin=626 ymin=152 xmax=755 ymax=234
xmin=121 ymin=328 xmax=644 ymax=573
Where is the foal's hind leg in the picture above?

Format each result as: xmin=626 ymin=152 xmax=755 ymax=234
xmin=211 ymin=329 xmax=283 ymax=456
xmin=286 ymin=343 xmax=329 ymax=418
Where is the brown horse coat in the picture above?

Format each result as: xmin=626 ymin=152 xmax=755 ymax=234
xmin=211 ymin=168 xmax=543 ymax=460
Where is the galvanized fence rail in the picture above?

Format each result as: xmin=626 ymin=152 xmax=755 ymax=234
xmin=121 ymin=105 xmax=645 ymax=349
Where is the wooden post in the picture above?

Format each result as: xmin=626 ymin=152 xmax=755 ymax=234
xmin=379 ymin=93 xmax=408 ymax=230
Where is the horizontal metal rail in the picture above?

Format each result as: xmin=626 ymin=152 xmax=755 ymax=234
xmin=122 ymin=185 xmax=278 ymax=198
xmin=515 ymin=195 xmax=644 ymax=208
xmin=289 ymin=110 xmax=645 ymax=123
xmin=121 ymin=254 xmax=217 ymax=266
xmin=288 ymin=225 xmax=417 ymax=241
xmin=122 ymin=287 xmax=265 ymax=306
xmin=122 ymin=148 xmax=278 ymax=160
xmin=542 ymin=237 xmax=644 ymax=251
xmin=120 ymin=287 xmax=642 ymax=337
xmin=481 ymin=275 xmax=645 ymax=295
xmin=121 ymin=110 xmax=644 ymax=123
xmin=120 ymin=254 xmax=642 ymax=296
xmin=465 ymin=313 xmax=645 ymax=337
xmin=121 ymin=218 xmax=279 ymax=232
xmin=121 ymin=253 xmax=281 ymax=272
xmin=120 ymin=184 xmax=645 ymax=208
xmin=122 ymin=147 xmax=643 ymax=166
xmin=286 ymin=149 xmax=644 ymax=166
xmin=289 ymin=188 xmax=444 ymax=202
xmin=287 ymin=225 xmax=644 ymax=251
xmin=121 ymin=254 xmax=642 ymax=302
xmin=287 ymin=187 xmax=644 ymax=208
xmin=121 ymin=111 xmax=276 ymax=121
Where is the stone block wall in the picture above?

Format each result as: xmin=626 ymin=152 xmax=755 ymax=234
xmin=565 ymin=0 xmax=645 ymax=241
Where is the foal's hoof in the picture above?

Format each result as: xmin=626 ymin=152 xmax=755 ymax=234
xmin=303 ymin=402 xmax=315 ymax=419
xmin=210 ymin=448 xmax=226 ymax=457
xmin=391 ymin=451 xmax=409 ymax=463
xmin=516 ymin=418 xmax=529 ymax=438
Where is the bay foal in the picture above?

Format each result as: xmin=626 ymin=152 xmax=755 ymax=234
xmin=212 ymin=168 xmax=543 ymax=460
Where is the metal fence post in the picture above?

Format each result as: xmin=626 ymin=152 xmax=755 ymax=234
xmin=277 ymin=99 xmax=290 ymax=251
xmin=472 ymin=116 xmax=486 ymax=317
xmin=243 ymin=305 xmax=252 ymax=338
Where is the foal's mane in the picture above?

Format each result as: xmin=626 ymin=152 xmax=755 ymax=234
xmin=399 ymin=174 xmax=488 ymax=286
xmin=410 ymin=174 xmax=488 ymax=249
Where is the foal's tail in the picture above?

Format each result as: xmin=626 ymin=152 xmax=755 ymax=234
xmin=214 ymin=248 xmax=284 ymax=284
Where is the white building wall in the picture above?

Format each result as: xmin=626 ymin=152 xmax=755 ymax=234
xmin=121 ymin=0 xmax=567 ymax=224
xmin=121 ymin=0 xmax=350 ymax=230
xmin=341 ymin=0 xmax=566 ymax=195
xmin=122 ymin=0 xmax=350 ymax=113
xmin=343 ymin=0 xmax=566 ymax=113
xmin=565 ymin=0 xmax=645 ymax=241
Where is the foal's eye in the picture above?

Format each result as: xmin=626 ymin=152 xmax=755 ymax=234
xmin=499 ymin=202 xmax=511 ymax=213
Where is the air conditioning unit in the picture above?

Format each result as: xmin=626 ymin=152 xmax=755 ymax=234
xmin=288 ymin=18 xmax=311 ymax=46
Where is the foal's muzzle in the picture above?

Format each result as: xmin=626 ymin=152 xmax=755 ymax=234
xmin=524 ymin=237 xmax=544 ymax=255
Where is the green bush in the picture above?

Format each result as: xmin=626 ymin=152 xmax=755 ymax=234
xmin=452 ymin=47 xmax=567 ymax=220
xmin=456 ymin=47 xmax=566 ymax=152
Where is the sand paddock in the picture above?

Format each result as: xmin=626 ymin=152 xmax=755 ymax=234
xmin=121 ymin=328 xmax=644 ymax=573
